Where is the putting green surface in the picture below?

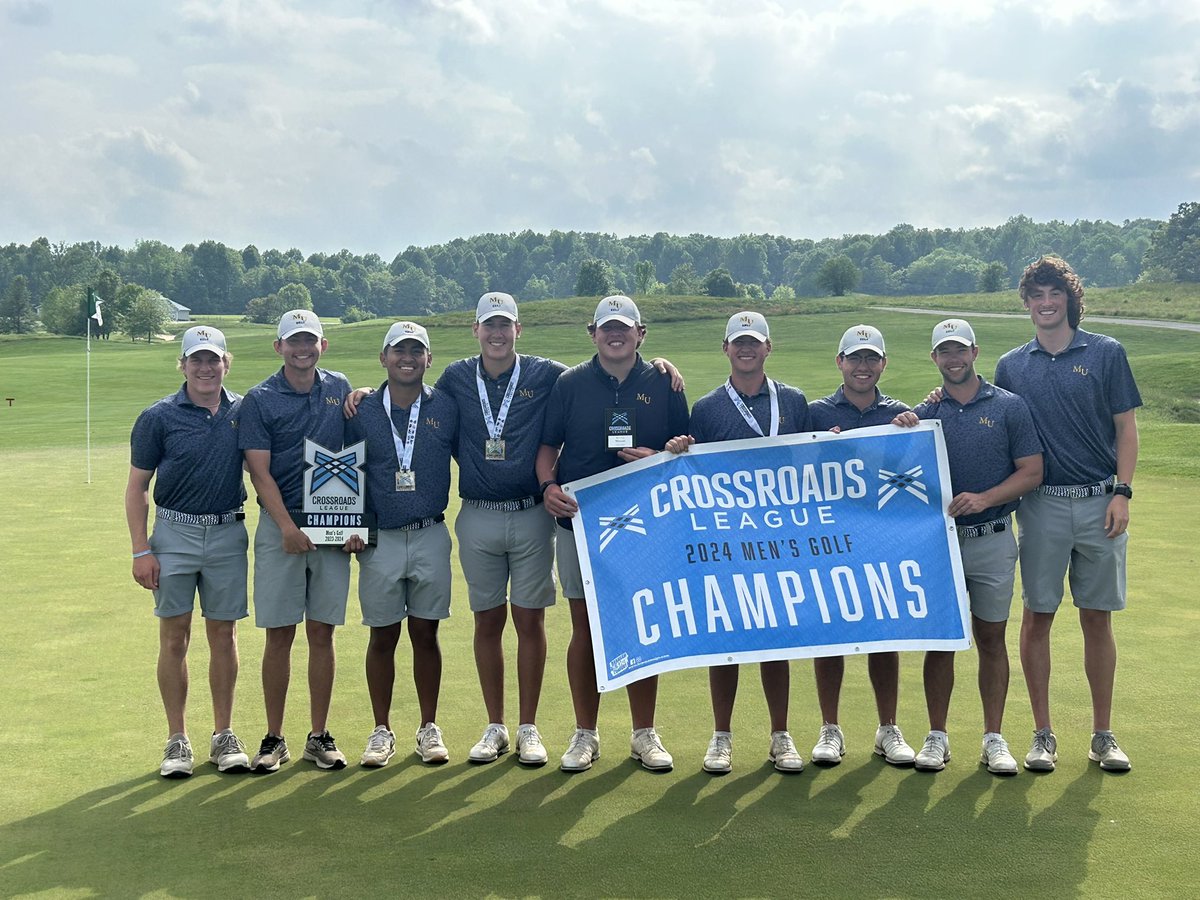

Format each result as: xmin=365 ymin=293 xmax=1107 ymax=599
xmin=1 ymin=303 xmax=1196 ymax=897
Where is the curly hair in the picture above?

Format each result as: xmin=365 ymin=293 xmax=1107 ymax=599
xmin=1018 ymin=256 xmax=1085 ymax=328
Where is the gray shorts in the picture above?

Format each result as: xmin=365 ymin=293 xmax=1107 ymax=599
xmin=358 ymin=522 xmax=452 ymax=627
xmin=455 ymin=503 xmax=557 ymax=612
xmin=555 ymin=524 xmax=586 ymax=599
xmin=150 ymin=518 xmax=248 ymax=621
xmin=957 ymin=524 xmax=1018 ymax=624
xmin=1016 ymin=490 xmax=1128 ymax=613
xmin=252 ymin=511 xmax=351 ymax=628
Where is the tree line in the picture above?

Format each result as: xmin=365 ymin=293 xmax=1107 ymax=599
xmin=3 ymin=203 xmax=1198 ymax=337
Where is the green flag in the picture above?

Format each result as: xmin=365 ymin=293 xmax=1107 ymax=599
xmin=86 ymin=287 xmax=104 ymax=327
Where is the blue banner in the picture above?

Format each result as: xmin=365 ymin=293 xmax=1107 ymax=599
xmin=563 ymin=422 xmax=969 ymax=691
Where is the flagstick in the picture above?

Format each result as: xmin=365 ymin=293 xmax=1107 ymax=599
xmin=86 ymin=318 xmax=92 ymax=484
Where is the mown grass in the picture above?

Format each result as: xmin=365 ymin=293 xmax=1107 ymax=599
xmin=0 ymin=296 xmax=1197 ymax=898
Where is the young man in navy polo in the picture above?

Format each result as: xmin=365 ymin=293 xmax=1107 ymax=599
xmin=239 ymin=310 xmax=354 ymax=772
xmin=806 ymin=325 xmax=917 ymax=767
xmin=126 ymin=325 xmax=250 ymax=777
xmin=664 ymin=311 xmax=810 ymax=775
xmin=348 ymin=321 xmax=459 ymax=767
xmin=537 ymin=295 xmax=690 ymax=772
xmin=434 ymin=293 xmax=566 ymax=767
xmin=898 ymin=319 xmax=1043 ymax=775
xmin=995 ymin=257 xmax=1141 ymax=772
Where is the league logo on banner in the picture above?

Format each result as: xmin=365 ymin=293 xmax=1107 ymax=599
xmin=298 ymin=438 xmax=370 ymax=545
xmin=563 ymin=422 xmax=969 ymax=692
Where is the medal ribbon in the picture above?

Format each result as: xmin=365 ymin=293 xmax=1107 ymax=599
xmin=724 ymin=378 xmax=779 ymax=437
xmin=384 ymin=384 xmax=422 ymax=472
xmin=476 ymin=356 xmax=521 ymax=441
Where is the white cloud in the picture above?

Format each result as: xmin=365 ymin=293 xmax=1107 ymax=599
xmin=4 ymin=0 xmax=50 ymax=26
xmin=47 ymin=51 xmax=138 ymax=77
xmin=0 ymin=0 xmax=1197 ymax=252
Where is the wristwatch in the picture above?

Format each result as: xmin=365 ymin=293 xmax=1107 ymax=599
xmin=539 ymin=479 xmax=559 ymax=494
xmin=1113 ymin=482 xmax=1133 ymax=499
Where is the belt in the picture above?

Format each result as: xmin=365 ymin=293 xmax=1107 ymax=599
xmin=462 ymin=496 xmax=541 ymax=512
xmin=1038 ymin=477 xmax=1115 ymax=499
xmin=397 ymin=513 xmax=445 ymax=532
xmin=157 ymin=507 xmax=245 ymax=526
xmin=956 ymin=516 xmax=1009 ymax=539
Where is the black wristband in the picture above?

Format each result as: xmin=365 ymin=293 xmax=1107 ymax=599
xmin=539 ymin=479 xmax=558 ymax=494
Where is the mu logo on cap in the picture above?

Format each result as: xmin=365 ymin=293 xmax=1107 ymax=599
xmin=608 ymin=299 xmax=623 ymax=310
xmin=489 ymin=297 xmax=504 ymax=307
xmin=403 ymin=323 xmax=417 ymax=333
xmin=739 ymin=315 xmax=754 ymax=326
xmin=291 ymin=312 xmax=308 ymax=322
xmin=195 ymin=328 xmax=210 ymax=338
xmin=857 ymin=328 xmax=872 ymax=339
xmin=941 ymin=322 xmax=959 ymax=333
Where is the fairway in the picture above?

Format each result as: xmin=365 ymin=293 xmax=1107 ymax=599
xmin=2 ymin=301 xmax=1198 ymax=898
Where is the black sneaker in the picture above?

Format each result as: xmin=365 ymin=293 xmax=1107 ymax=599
xmin=251 ymin=733 xmax=290 ymax=773
xmin=303 ymin=730 xmax=348 ymax=770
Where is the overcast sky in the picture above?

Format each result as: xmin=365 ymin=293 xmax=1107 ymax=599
xmin=1 ymin=0 xmax=1197 ymax=257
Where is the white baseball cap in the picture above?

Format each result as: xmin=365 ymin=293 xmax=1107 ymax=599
xmin=181 ymin=325 xmax=227 ymax=357
xmin=932 ymin=318 xmax=976 ymax=349
xmin=838 ymin=324 xmax=886 ymax=357
xmin=382 ymin=320 xmax=431 ymax=351
xmin=475 ymin=292 xmax=519 ymax=322
xmin=593 ymin=295 xmax=641 ymax=327
xmin=277 ymin=309 xmax=324 ymax=341
xmin=725 ymin=311 xmax=770 ymax=342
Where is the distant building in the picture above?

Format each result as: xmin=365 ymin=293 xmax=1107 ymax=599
xmin=163 ymin=298 xmax=191 ymax=322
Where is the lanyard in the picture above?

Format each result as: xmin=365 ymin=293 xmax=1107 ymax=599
xmin=476 ymin=355 xmax=521 ymax=440
xmin=384 ymin=384 xmax=422 ymax=471
xmin=724 ymin=378 xmax=779 ymax=437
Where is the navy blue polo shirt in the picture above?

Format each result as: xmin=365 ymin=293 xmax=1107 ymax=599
xmin=238 ymin=367 xmax=351 ymax=510
xmin=994 ymin=329 xmax=1141 ymax=486
xmin=130 ymin=385 xmax=246 ymax=514
xmin=690 ymin=378 xmax=811 ymax=443
xmin=434 ymin=354 xmax=567 ymax=502
xmin=344 ymin=383 xmax=458 ymax=529
xmin=541 ymin=354 xmax=690 ymax=526
xmin=809 ymin=386 xmax=910 ymax=431
xmin=914 ymin=377 xmax=1042 ymax=526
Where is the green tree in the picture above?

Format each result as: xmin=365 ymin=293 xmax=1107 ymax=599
xmin=769 ymin=285 xmax=796 ymax=303
xmin=0 ymin=275 xmax=35 ymax=333
xmin=575 ymin=258 xmax=614 ymax=297
xmin=701 ymin=267 xmax=738 ymax=298
xmin=899 ymin=249 xmax=983 ymax=294
xmin=183 ymin=240 xmax=244 ymax=313
xmin=40 ymin=284 xmax=87 ymax=335
xmin=667 ymin=263 xmax=701 ymax=296
xmin=1144 ymin=201 xmax=1200 ymax=282
xmin=127 ymin=240 xmax=182 ymax=297
xmin=634 ymin=260 xmax=656 ymax=296
xmin=522 ymin=275 xmax=552 ymax=301
xmin=741 ymin=283 xmax=766 ymax=303
xmin=123 ymin=291 xmax=171 ymax=342
xmin=978 ymin=261 xmax=1007 ymax=293
xmin=241 ymin=245 xmax=262 ymax=270
xmin=277 ymin=282 xmax=313 ymax=311
xmin=816 ymin=256 xmax=861 ymax=296
xmin=113 ymin=282 xmax=148 ymax=333
xmin=244 ymin=283 xmax=313 ymax=324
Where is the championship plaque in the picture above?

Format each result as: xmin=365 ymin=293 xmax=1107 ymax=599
xmin=296 ymin=438 xmax=371 ymax=544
